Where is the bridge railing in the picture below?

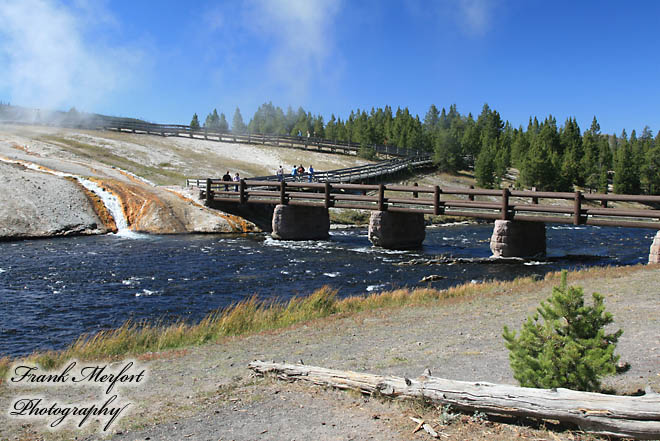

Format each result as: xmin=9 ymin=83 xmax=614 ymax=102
xmin=187 ymin=181 xmax=660 ymax=229
xmin=97 ymin=116 xmax=426 ymax=158
xmin=245 ymin=156 xmax=432 ymax=184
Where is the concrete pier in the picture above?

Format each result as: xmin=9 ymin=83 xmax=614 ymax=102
xmin=650 ymin=230 xmax=660 ymax=264
xmin=271 ymin=204 xmax=330 ymax=240
xmin=368 ymin=211 xmax=425 ymax=249
xmin=490 ymin=220 xmax=546 ymax=258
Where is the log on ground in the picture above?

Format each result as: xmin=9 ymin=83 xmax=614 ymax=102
xmin=247 ymin=360 xmax=660 ymax=440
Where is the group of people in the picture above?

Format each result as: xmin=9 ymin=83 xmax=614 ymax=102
xmin=276 ymin=164 xmax=315 ymax=182
xmin=221 ymin=164 xmax=316 ymax=193
xmin=222 ymin=171 xmax=240 ymax=191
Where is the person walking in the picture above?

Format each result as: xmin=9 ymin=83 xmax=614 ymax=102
xmin=308 ymin=165 xmax=314 ymax=182
xmin=277 ymin=165 xmax=284 ymax=182
xmin=292 ymin=165 xmax=297 ymax=181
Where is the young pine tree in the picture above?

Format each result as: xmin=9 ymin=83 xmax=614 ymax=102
xmin=232 ymin=107 xmax=247 ymax=134
xmin=503 ymin=271 xmax=622 ymax=392
xmin=190 ymin=113 xmax=200 ymax=130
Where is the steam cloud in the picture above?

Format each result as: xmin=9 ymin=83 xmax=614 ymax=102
xmin=0 ymin=0 xmax=141 ymax=112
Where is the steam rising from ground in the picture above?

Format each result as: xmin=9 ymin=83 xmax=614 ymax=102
xmin=0 ymin=0 xmax=141 ymax=112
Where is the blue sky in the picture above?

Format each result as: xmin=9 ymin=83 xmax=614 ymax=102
xmin=0 ymin=0 xmax=658 ymax=136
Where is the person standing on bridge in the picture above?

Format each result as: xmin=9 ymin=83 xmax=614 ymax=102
xmin=292 ymin=165 xmax=297 ymax=181
xmin=277 ymin=166 xmax=284 ymax=182
xmin=308 ymin=165 xmax=314 ymax=182
xmin=222 ymin=171 xmax=232 ymax=191
xmin=297 ymin=165 xmax=305 ymax=182
xmin=233 ymin=172 xmax=240 ymax=192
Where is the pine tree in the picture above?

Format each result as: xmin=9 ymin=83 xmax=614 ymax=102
xmin=503 ymin=272 xmax=622 ymax=392
xmin=325 ymin=114 xmax=337 ymax=140
xmin=474 ymin=142 xmax=497 ymax=188
xmin=641 ymin=145 xmax=660 ymax=194
xmin=519 ymin=136 xmax=556 ymax=190
xmin=598 ymin=167 xmax=609 ymax=193
xmin=232 ymin=107 xmax=247 ymax=133
xmin=218 ymin=113 xmax=229 ymax=132
xmin=313 ymin=115 xmax=325 ymax=138
xmin=460 ymin=117 xmax=481 ymax=167
xmin=510 ymin=130 xmax=530 ymax=169
xmin=433 ymin=129 xmax=462 ymax=173
xmin=613 ymin=140 xmax=640 ymax=194
xmin=423 ymin=104 xmax=440 ymax=131
xmin=190 ymin=113 xmax=200 ymax=130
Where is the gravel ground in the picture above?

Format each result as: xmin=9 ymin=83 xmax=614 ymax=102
xmin=2 ymin=265 xmax=658 ymax=441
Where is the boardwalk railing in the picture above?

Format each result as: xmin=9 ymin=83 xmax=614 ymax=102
xmin=97 ymin=116 xmax=426 ymax=158
xmin=244 ymin=156 xmax=432 ymax=184
xmin=187 ymin=181 xmax=660 ymax=229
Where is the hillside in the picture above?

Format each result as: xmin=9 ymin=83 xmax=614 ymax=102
xmin=0 ymin=124 xmax=374 ymax=239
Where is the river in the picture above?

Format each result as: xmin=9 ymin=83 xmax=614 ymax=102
xmin=0 ymin=224 xmax=655 ymax=356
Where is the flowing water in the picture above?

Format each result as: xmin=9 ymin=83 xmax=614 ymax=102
xmin=0 ymin=224 xmax=655 ymax=356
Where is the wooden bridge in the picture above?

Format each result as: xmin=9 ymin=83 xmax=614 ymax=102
xmin=187 ymin=177 xmax=660 ymax=262
xmin=192 ymin=157 xmax=433 ymax=187
xmin=95 ymin=115 xmax=660 ymax=261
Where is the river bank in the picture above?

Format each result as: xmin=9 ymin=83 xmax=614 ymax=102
xmin=1 ymin=264 xmax=658 ymax=440
xmin=0 ymin=123 xmax=375 ymax=241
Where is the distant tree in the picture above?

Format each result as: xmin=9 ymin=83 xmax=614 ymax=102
xmin=510 ymin=131 xmax=530 ymax=169
xmin=494 ymin=143 xmax=510 ymax=183
xmin=204 ymin=109 xmax=220 ymax=130
xmin=598 ymin=168 xmax=609 ymax=193
xmin=559 ymin=117 xmax=583 ymax=185
xmin=423 ymin=104 xmax=440 ymax=132
xmin=476 ymin=103 xmax=503 ymax=145
xmin=433 ymin=129 xmax=463 ymax=173
xmin=474 ymin=143 xmax=497 ymax=188
xmin=325 ymin=114 xmax=337 ymax=140
xmin=190 ymin=113 xmax=200 ymax=130
xmin=232 ymin=107 xmax=247 ymax=133
xmin=218 ymin=113 xmax=229 ymax=132
xmin=613 ymin=140 xmax=640 ymax=194
xmin=313 ymin=115 xmax=325 ymax=138
xmin=641 ymin=145 xmax=660 ymax=194
xmin=519 ymin=136 xmax=557 ymax=190
xmin=460 ymin=117 xmax=481 ymax=167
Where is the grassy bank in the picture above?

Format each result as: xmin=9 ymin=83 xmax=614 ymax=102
xmin=0 ymin=264 xmax=648 ymax=383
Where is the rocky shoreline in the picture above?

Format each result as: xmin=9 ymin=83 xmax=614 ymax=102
xmin=0 ymin=156 xmax=259 ymax=241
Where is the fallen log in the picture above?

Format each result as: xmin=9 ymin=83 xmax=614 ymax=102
xmin=248 ymin=360 xmax=660 ymax=440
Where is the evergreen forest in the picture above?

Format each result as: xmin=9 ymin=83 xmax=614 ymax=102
xmin=193 ymin=102 xmax=660 ymax=195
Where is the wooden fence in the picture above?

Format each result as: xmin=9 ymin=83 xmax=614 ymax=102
xmin=188 ymin=180 xmax=660 ymax=229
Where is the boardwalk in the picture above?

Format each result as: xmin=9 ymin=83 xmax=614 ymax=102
xmin=99 ymin=116 xmax=424 ymax=158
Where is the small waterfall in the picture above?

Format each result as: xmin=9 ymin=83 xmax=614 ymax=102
xmin=77 ymin=178 xmax=129 ymax=232
xmin=0 ymin=157 xmax=133 ymax=235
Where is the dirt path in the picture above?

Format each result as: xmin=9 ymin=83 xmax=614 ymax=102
xmin=2 ymin=265 xmax=659 ymax=441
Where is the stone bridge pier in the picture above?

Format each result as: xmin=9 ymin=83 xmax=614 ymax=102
xmin=650 ymin=231 xmax=660 ymax=264
xmin=271 ymin=204 xmax=330 ymax=240
xmin=490 ymin=220 xmax=546 ymax=258
xmin=368 ymin=211 xmax=426 ymax=249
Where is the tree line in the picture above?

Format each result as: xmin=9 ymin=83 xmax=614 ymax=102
xmin=189 ymin=102 xmax=660 ymax=195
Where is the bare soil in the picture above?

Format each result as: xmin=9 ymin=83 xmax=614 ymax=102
xmin=2 ymin=265 xmax=658 ymax=441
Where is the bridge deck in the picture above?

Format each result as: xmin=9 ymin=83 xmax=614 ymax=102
xmin=187 ymin=179 xmax=660 ymax=230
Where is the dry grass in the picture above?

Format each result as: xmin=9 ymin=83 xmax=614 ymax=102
xmin=0 ymin=264 xmax=650 ymax=384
